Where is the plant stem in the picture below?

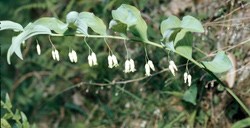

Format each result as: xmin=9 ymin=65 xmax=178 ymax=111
xmin=49 ymin=33 xmax=250 ymax=116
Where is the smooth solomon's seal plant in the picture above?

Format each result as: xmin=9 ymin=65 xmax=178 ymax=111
xmin=0 ymin=4 xmax=249 ymax=117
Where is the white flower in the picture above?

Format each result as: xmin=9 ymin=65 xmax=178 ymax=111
xmin=188 ymin=74 xmax=192 ymax=86
xmin=169 ymin=60 xmax=178 ymax=71
xmin=124 ymin=59 xmax=130 ymax=73
xmin=36 ymin=43 xmax=41 ymax=55
xmin=184 ymin=72 xmax=188 ymax=83
xmin=147 ymin=60 xmax=155 ymax=71
xmin=52 ymin=50 xmax=56 ymax=60
xmin=145 ymin=63 xmax=151 ymax=76
xmin=111 ymin=54 xmax=119 ymax=67
xmin=108 ymin=54 xmax=119 ymax=68
xmin=68 ymin=51 xmax=73 ymax=62
xmin=108 ymin=55 xmax=113 ymax=68
xmin=129 ymin=59 xmax=136 ymax=72
xmin=88 ymin=55 xmax=93 ymax=66
xmin=169 ymin=65 xmax=175 ymax=76
xmin=72 ymin=50 xmax=77 ymax=63
xmin=54 ymin=49 xmax=60 ymax=61
xmin=91 ymin=52 xmax=98 ymax=65
xmin=169 ymin=60 xmax=178 ymax=76
xmin=88 ymin=52 xmax=97 ymax=67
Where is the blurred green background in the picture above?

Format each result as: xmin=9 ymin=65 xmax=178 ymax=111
xmin=1 ymin=0 xmax=250 ymax=128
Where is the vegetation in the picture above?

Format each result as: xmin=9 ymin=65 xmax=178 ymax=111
xmin=1 ymin=0 xmax=250 ymax=127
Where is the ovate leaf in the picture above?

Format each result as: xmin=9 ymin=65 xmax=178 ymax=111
xmin=66 ymin=11 xmax=107 ymax=35
xmin=111 ymin=4 xmax=148 ymax=41
xmin=7 ymin=24 xmax=51 ymax=64
xmin=78 ymin=12 xmax=107 ymax=35
xmin=33 ymin=17 xmax=68 ymax=34
xmin=181 ymin=15 xmax=204 ymax=33
xmin=174 ymin=30 xmax=193 ymax=59
xmin=160 ymin=16 xmax=181 ymax=37
xmin=0 ymin=21 xmax=24 ymax=32
xmin=182 ymin=85 xmax=197 ymax=105
xmin=66 ymin=11 xmax=88 ymax=35
xmin=202 ymin=51 xmax=232 ymax=73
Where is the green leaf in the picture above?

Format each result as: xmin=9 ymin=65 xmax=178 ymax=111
xmin=66 ymin=11 xmax=107 ymax=35
xmin=33 ymin=17 xmax=68 ymax=34
xmin=78 ymin=12 xmax=107 ymax=35
xmin=160 ymin=16 xmax=181 ymax=37
xmin=5 ymin=94 xmax=12 ymax=109
xmin=232 ymin=118 xmax=250 ymax=128
xmin=66 ymin=11 xmax=88 ymax=35
xmin=1 ymin=118 xmax=11 ymax=128
xmin=182 ymin=85 xmax=197 ymax=105
xmin=181 ymin=15 xmax=204 ymax=33
xmin=21 ymin=112 xmax=30 ymax=128
xmin=0 ymin=21 xmax=24 ymax=32
xmin=175 ymin=30 xmax=193 ymax=59
xmin=111 ymin=4 xmax=148 ymax=41
xmin=202 ymin=51 xmax=232 ymax=73
xmin=7 ymin=24 xmax=51 ymax=64
xmin=109 ymin=20 xmax=127 ymax=34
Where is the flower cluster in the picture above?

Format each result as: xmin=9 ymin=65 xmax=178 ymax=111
xmin=124 ymin=59 xmax=136 ymax=73
xmin=145 ymin=60 xmax=155 ymax=76
xmin=68 ymin=50 xmax=77 ymax=63
xmin=51 ymin=49 xmax=60 ymax=61
xmin=184 ymin=72 xmax=192 ymax=86
xmin=169 ymin=60 xmax=178 ymax=76
xmin=108 ymin=54 xmax=119 ymax=68
xmin=88 ymin=52 xmax=98 ymax=67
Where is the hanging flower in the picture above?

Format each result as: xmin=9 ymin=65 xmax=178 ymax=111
xmin=124 ymin=59 xmax=130 ymax=73
xmin=88 ymin=54 xmax=93 ymax=67
xmin=108 ymin=55 xmax=113 ymax=68
xmin=145 ymin=63 xmax=151 ymax=76
xmin=148 ymin=60 xmax=155 ymax=71
xmin=129 ymin=59 xmax=136 ymax=72
xmin=68 ymin=51 xmax=73 ymax=62
xmin=72 ymin=50 xmax=77 ymax=63
xmin=54 ymin=49 xmax=60 ymax=61
xmin=69 ymin=50 xmax=77 ymax=63
xmin=111 ymin=54 xmax=119 ymax=67
xmin=108 ymin=54 xmax=119 ymax=68
xmin=184 ymin=72 xmax=188 ymax=83
xmin=36 ymin=43 xmax=41 ymax=55
xmin=188 ymin=74 xmax=192 ymax=86
xmin=88 ymin=52 xmax=97 ymax=67
xmin=52 ymin=50 xmax=56 ymax=60
xmin=91 ymin=52 xmax=97 ymax=65
xmin=169 ymin=60 xmax=178 ymax=76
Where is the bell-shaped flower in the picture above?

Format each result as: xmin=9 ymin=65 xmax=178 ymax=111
xmin=68 ymin=51 xmax=73 ymax=62
xmin=36 ymin=43 xmax=41 ymax=55
xmin=145 ymin=63 xmax=151 ymax=76
xmin=111 ymin=54 xmax=119 ymax=67
xmin=184 ymin=72 xmax=188 ymax=83
xmin=169 ymin=60 xmax=178 ymax=76
xmin=124 ymin=59 xmax=130 ymax=73
xmin=169 ymin=60 xmax=178 ymax=71
xmin=108 ymin=55 xmax=113 ymax=68
xmin=147 ymin=60 xmax=155 ymax=71
xmin=54 ymin=49 xmax=60 ymax=61
xmin=91 ymin=52 xmax=97 ymax=65
xmin=52 ymin=50 xmax=56 ymax=60
xmin=129 ymin=59 xmax=136 ymax=72
xmin=188 ymin=74 xmax=192 ymax=86
xmin=88 ymin=54 xmax=93 ymax=67
xmin=72 ymin=50 xmax=77 ymax=63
